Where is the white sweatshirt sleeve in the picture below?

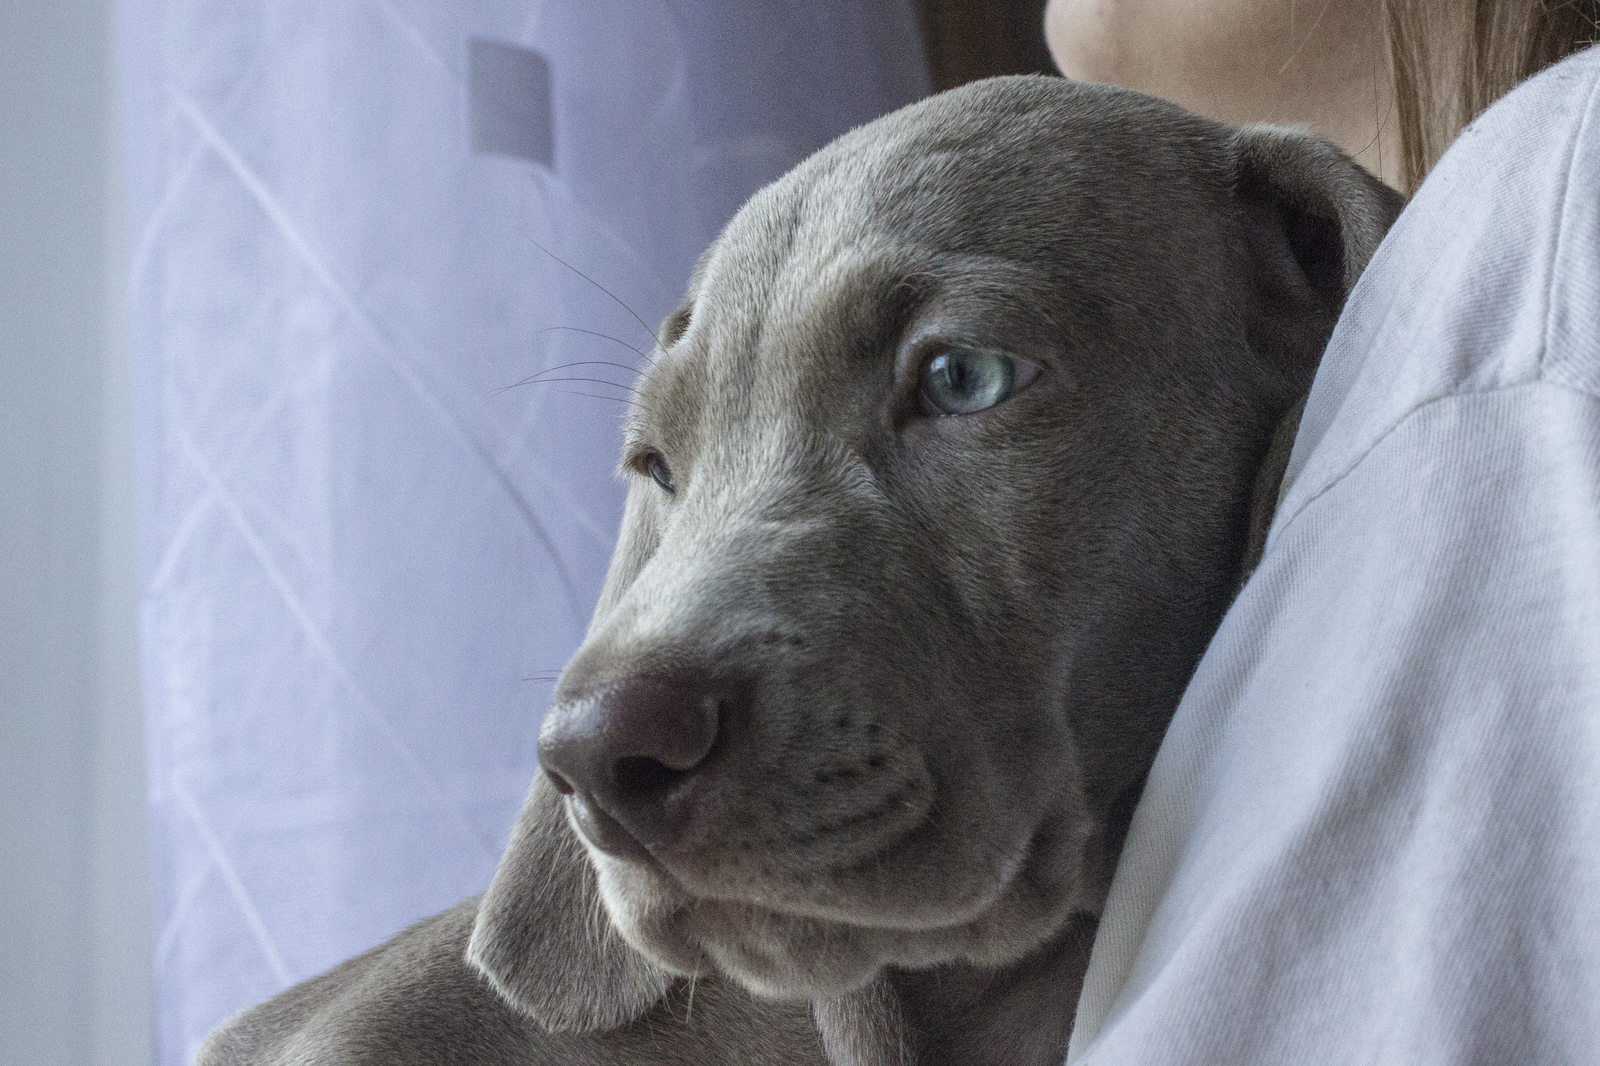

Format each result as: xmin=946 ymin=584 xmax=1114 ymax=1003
xmin=1069 ymin=45 xmax=1600 ymax=1066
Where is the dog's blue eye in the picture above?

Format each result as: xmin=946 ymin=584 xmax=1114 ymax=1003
xmin=919 ymin=346 xmax=1020 ymax=415
xmin=644 ymin=452 xmax=676 ymax=495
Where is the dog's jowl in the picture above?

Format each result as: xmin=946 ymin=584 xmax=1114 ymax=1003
xmin=200 ymin=76 xmax=1402 ymax=1066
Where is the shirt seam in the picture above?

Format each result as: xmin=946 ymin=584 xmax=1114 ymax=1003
xmin=1541 ymin=52 xmax=1600 ymax=377
xmin=1276 ymin=53 xmax=1600 ymax=542
xmin=1272 ymin=378 xmax=1600 ymax=540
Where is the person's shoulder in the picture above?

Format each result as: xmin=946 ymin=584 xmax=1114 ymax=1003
xmin=1537 ymin=41 xmax=1600 ymax=87
xmin=1495 ymin=41 xmax=1600 ymax=107
xmin=1446 ymin=43 xmax=1600 ymax=170
xmin=1504 ymin=44 xmax=1600 ymax=401
xmin=1278 ymin=49 xmax=1600 ymax=515
xmin=1393 ymin=40 xmax=1600 ymax=302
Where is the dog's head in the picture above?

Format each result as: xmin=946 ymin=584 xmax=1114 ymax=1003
xmin=469 ymin=76 xmax=1401 ymax=1032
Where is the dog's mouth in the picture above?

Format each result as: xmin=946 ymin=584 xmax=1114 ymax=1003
xmin=568 ymin=761 xmax=1023 ymax=927
xmin=564 ymin=768 xmax=940 ymax=889
xmin=548 ymin=668 xmax=1096 ymax=1001
xmin=589 ymin=804 xmax=1095 ymax=1000
xmin=556 ymin=726 xmax=951 ymax=908
xmin=564 ymin=792 xmax=662 ymax=865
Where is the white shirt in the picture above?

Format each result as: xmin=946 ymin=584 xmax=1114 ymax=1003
xmin=1070 ymin=45 xmax=1600 ymax=1065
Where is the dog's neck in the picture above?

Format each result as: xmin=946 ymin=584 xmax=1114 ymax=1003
xmin=1243 ymin=392 xmax=1310 ymax=579
xmin=813 ymin=914 xmax=1098 ymax=1066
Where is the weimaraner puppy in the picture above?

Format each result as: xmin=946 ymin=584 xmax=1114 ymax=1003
xmin=200 ymin=75 xmax=1402 ymax=1066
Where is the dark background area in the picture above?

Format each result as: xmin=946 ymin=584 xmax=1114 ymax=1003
xmin=914 ymin=0 xmax=1058 ymax=90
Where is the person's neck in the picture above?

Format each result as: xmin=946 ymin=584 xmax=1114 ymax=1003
xmin=1046 ymin=0 xmax=1405 ymax=189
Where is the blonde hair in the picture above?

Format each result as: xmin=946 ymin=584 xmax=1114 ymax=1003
xmin=1387 ymin=0 xmax=1600 ymax=191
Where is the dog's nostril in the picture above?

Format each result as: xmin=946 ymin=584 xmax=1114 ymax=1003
xmin=537 ymin=671 xmax=737 ymax=851
xmin=613 ymin=756 xmax=689 ymax=799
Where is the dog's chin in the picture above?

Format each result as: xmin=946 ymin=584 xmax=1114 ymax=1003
xmin=655 ymin=904 xmax=890 ymax=1000
xmin=590 ymin=808 xmax=1097 ymax=1001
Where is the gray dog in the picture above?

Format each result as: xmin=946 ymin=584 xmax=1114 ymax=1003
xmin=200 ymin=75 xmax=1401 ymax=1066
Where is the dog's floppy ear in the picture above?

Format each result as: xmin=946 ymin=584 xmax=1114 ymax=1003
xmin=1231 ymin=126 xmax=1405 ymax=569
xmin=467 ymin=772 xmax=673 ymax=1032
xmin=1231 ymin=124 xmax=1404 ymax=308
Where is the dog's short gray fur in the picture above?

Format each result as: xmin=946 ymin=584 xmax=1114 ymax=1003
xmin=199 ymin=75 xmax=1401 ymax=1066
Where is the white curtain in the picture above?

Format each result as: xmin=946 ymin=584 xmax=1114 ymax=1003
xmin=116 ymin=2 xmax=928 ymax=1059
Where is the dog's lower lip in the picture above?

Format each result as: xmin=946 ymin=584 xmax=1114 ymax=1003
xmin=567 ymin=794 xmax=657 ymax=864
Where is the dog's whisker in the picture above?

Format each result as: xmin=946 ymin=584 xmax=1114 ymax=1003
xmin=526 ymin=237 xmax=663 ymax=351
xmin=500 ymin=375 xmax=640 ymax=394
xmin=585 ymin=880 xmax=610 ymax=947
xmin=528 ymin=358 xmax=646 ymax=380
xmin=492 ymin=360 xmax=645 ymax=396
xmin=536 ymin=327 xmax=657 ymax=367
xmin=553 ymin=390 xmax=645 ymax=409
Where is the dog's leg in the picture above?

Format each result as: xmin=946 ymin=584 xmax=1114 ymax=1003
xmin=813 ymin=976 xmax=915 ymax=1066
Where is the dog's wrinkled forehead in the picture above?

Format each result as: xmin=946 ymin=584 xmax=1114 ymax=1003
xmin=629 ymin=77 xmax=1231 ymax=462
xmin=730 ymin=75 xmax=1230 ymax=272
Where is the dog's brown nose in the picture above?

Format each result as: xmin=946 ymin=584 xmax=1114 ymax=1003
xmin=537 ymin=673 xmax=727 ymax=857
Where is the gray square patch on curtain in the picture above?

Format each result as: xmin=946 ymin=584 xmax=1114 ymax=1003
xmin=470 ymin=38 xmax=554 ymax=166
